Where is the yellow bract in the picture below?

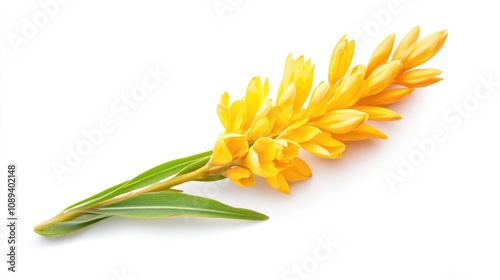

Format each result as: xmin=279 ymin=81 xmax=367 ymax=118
xmin=209 ymin=26 xmax=447 ymax=194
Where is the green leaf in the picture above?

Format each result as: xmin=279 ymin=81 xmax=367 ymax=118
xmin=64 ymin=150 xmax=213 ymax=211
xmin=177 ymin=155 xmax=211 ymax=175
xmin=34 ymin=213 xmax=111 ymax=237
xmin=176 ymin=155 xmax=226 ymax=182
xmin=92 ymin=191 xmax=269 ymax=221
xmin=196 ymin=174 xmax=226 ymax=182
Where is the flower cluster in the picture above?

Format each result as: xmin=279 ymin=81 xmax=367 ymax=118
xmin=210 ymin=26 xmax=447 ymax=194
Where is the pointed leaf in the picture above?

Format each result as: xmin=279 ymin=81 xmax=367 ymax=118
xmin=176 ymin=155 xmax=226 ymax=182
xmin=34 ymin=213 xmax=111 ymax=237
xmin=65 ymin=150 xmax=213 ymax=211
xmin=92 ymin=192 xmax=269 ymax=221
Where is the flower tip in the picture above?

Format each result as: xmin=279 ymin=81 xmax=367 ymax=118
xmin=435 ymin=29 xmax=448 ymax=43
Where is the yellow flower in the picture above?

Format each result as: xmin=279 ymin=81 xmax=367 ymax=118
xmin=328 ymin=35 xmax=355 ymax=86
xmin=280 ymin=157 xmax=312 ymax=182
xmin=333 ymin=124 xmax=387 ymax=141
xmin=271 ymin=55 xmax=316 ymax=134
xmin=392 ymin=26 xmax=420 ymax=62
xmin=326 ymin=66 xmax=366 ymax=111
xmin=364 ymin=60 xmax=402 ymax=97
xmin=356 ymin=88 xmax=414 ymax=106
xmin=402 ymin=30 xmax=448 ymax=71
xmin=264 ymin=158 xmax=312 ymax=194
xmin=209 ymin=26 xmax=447 ymax=193
xmin=223 ymin=166 xmax=255 ymax=187
xmin=350 ymin=105 xmax=402 ymax=121
xmin=277 ymin=54 xmax=315 ymax=113
xmin=211 ymin=133 xmax=248 ymax=165
xmin=366 ymin=33 xmax=396 ymax=77
xmin=242 ymin=138 xmax=299 ymax=178
xmin=311 ymin=109 xmax=368 ymax=134
xmin=240 ymin=138 xmax=302 ymax=193
xmin=395 ymin=68 xmax=443 ymax=88
xmin=300 ymin=130 xmax=345 ymax=158
xmin=242 ymin=77 xmax=270 ymax=134
xmin=217 ymin=77 xmax=270 ymax=137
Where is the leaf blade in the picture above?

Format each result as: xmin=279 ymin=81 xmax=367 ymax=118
xmin=65 ymin=150 xmax=213 ymax=211
xmin=34 ymin=213 xmax=111 ymax=237
xmin=92 ymin=192 xmax=269 ymax=221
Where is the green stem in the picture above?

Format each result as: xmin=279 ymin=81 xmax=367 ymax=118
xmin=34 ymin=164 xmax=212 ymax=232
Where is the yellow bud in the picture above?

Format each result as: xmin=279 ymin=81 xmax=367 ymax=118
xmin=365 ymin=60 xmax=402 ymax=96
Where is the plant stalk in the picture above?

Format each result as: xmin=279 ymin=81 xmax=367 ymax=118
xmin=34 ymin=164 xmax=212 ymax=232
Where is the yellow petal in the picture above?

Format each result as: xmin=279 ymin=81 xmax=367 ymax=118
xmin=225 ymin=167 xmax=256 ymax=187
xmin=260 ymin=162 xmax=278 ymax=177
xmin=271 ymin=83 xmax=296 ymax=133
xmin=251 ymin=138 xmax=276 ymax=163
xmin=265 ymin=173 xmax=290 ymax=194
xmin=278 ymin=125 xmax=321 ymax=143
xmin=276 ymin=139 xmax=300 ymax=161
xmin=313 ymin=109 xmax=368 ymax=134
xmin=327 ymin=72 xmax=366 ymax=110
xmin=216 ymin=93 xmax=231 ymax=131
xmin=303 ymin=82 xmax=330 ymax=119
xmin=276 ymin=53 xmax=295 ymax=103
xmin=234 ymin=175 xmax=256 ymax=187
xmin=351 ymin=105 xmax=402 ymax=121
xmin=356 ymin=88 xmax=414 ymax=106
xmin=246 ymin=99 xmax=272 ymax=140
xmin=400 ymin=77 xmax=444 ymax=88
xmin=281 ymin=157 xmax=312 ymax=182
xmin=329 ymin=36 xmax=355 ymax=86
xmin=392 ymin=26 xmax=420 ymax=62
xmin=243 ymin=149 xmax=266 ymax=177
xmin=366 ymin=33 xmax=396 ymax=77
xmin=211 ymin=134 xmax=233 ymax=165
xmin=365 ymin=60 xmax=403 ymax=97
xmin=313 ymin=131 xmax=345 ymax=150
xmin=294 ymin=59 xmax=315 ymax=111
xmin=277 ymin=55 xmax=315 ymax=112
xmin=395 ymin=68 xmax=443 ymax=88
xmin=242 ymin=77 xmax=269 ymax=131
xmin=224 ymin=133 xmax=249 ymax=158
xmin=224 ymin=166 xmax=252 ymax=180
xmin=333 ymin=124 xmax=387 ymax=141
xmin=210 ymin=133 xmax=248 ymax=165
xmin=402 ymin=30 xmax=448 ymax=71
xmin=220 ymin=91 xmax=230 ymax=107
xmin=301 ymin=142 xmax=343 ymax=158
xmin=229 ymin=100 xmax=244 ymax=133
xmin=276 ymin=82 xmax=296 ymax=111
xmin=301 ymin=130 xmax=345 ymax=158
xmin=246 ymin=118 xmax=270 ymax=141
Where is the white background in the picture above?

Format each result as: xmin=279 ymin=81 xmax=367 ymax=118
xmin=1 ymin=1 xmax=500 ymax=279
